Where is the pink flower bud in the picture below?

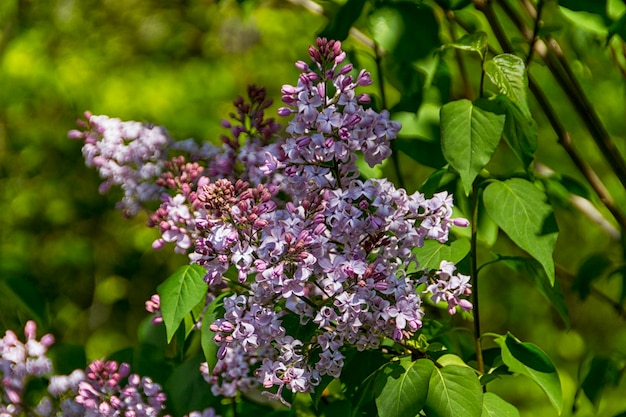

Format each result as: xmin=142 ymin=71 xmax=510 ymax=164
xmin=25 ymin=320 xmax=37 ymax=340
xmin=277 ymin=107 xmax=292 ymax=117
xmin=357 ymin=93 xmax=371 ymax=104
xmin=295 ymin=60 xmax=309 ymax=71
xmin=68 ymin=129 xmax=84 ymax=139
xmin=453 ymin=218 xmax=470 ymax=227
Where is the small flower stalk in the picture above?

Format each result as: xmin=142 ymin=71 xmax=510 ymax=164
xmin=70 ymin=37 xmax=471 ymax=406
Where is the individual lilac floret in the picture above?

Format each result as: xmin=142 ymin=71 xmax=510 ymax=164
xmin=0 ymin=320 xmax=54 ymax=416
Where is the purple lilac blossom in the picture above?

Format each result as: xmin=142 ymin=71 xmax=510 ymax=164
xmin=72 ymin=37 xmax=471 ymax=406
xmin=1 ymin=321 xmax=221 ymax=417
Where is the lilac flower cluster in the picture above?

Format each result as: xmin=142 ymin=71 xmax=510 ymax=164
xmin=71 ymin=38 xmax=472 ymax=405
xmin=0 ymin=321 xmax=54 ymax=416
xmin=0 ymin=321 xmax=220 ymax=417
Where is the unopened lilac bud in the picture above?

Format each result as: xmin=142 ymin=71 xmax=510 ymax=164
xmin=281 ymin=84 xmax=297 ymax=95
xmin=41 ymin=334 xmax=55 ymax=347
xmin=296 ymin=136 xmax=311 ymax=147
xmin=25 ymin=320 xmax=37 ymax=340
xmin=313 ymin=223 xmax=327 ymax=235
xmin=152 ymin=238 xmax=165 ymax=250
xmin=295 ymin=60 xmax=309 ymax=71
xmin=335 ymin=51 xmax=346 ymax=64
xmin=129 ymin=374 xmax=140 ymax=385
xmin=217 ymin=345 xmax=228 ymax=360
xmin=459 ymin=299 xmax=473 ymax=311
xmin=339 ymin=64 xmax=353 ymax=75
xmin=220 ymin=119 xmax=232 ymax=128
xmin=254 ymin=218 xmax=269 ymax=229
xmin=68 ymin=129 xmax=84 ymax=139
xmin=357 ymin=93 xmax=371 ymax=104
xmin=277 ymin=107 xmax=292 ymax=117
xmin=453 ymin=218 xmax=470 ymax=227
xmin=118 ymin=363 xmax=131 ymax=378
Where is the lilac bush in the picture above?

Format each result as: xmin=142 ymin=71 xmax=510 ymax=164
xmin=66 ymin=37 xmax=472 ymax=407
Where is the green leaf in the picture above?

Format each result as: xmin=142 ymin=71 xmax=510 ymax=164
xmin=483 ymin=178 xmax=558 ymax=284
xmin=319 ymin=0 xmax=367 ymax=41
xmin=386 ymin=63 xmax=425 ymax=113
xmin=481 ymin=392 xmax=520 ymax=417
xmin=201 ymin=292 xmax=229 ymax=369
xmin=0 ymin=277 xmax=47 ymax=325
xmin=157 ymin=264 xmax=208 ymax=343
xmin=496 ymin=333 xmax=562 ymax=412
xmin=166 ymin=353 xmax=215 ymax=416
xmin=580 ymin=355 xmax=623 ymax=406
xmin=572 ymin=253 xmax=613 ymax=300
xmin=425 ymin=365 xmax=483 ymax=417
xmin=496 ymin=256 xmax=569 ymax=327
xmin=375 ymin=357 xmax=435 ymax=417
xmin=443 ymin=31 xmax=488 ymax=59
xmin=368 ymin=3 xmax=440 ymax=62
xmin=419 ymin=168 xmax=458 ymax=197
xmin=440 ymin=99 xmax=505 ymax=195
xmin=395 ymin=137 xmax=447 ymax=169
xmin=495 ymin=95 xmax=537 ymax=168
xmin=484 ymin=54 xmax=530 ymax=118
xmin=477 ymin=193 xmax=499 ymax=248
xmin=414 ymin=238 xmax=471 ymax=270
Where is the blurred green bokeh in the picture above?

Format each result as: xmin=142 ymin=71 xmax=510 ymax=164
xmin=1 ymin=1 xmax=626 ymax=416
xmin=0 ymin=0 xmax=324 ymax=356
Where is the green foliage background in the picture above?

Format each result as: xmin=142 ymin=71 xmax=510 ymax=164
xmin=1 ymin=0 xmax=626 ymax=416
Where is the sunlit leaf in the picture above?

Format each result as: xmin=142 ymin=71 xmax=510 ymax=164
xmin=424 ymin=365 xmax=483 ymax=417
xmin=483 ymin=178 xmax=558 ymax=284
xmin=157 ymin=264 xmax=208 ymax=343
xmin=375 ymin=357 xmax=435 ymax=417
xmin=484 ymin=54 xmax=530 ymax=118
xmin=414 ymin=238 xmax=471 ymax=270
xmin=440 ymin=98 xmax=505 ymax=195
xmin=443 ymin=31 xmax=488 ymax=59
xmin=496 ymin=333 xmax=562 ymax=413
xmin=481 ymin=392 xmax=520 ymax=417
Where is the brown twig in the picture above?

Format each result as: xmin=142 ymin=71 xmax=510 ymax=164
xmin=496 ymin=0 xmax=626 ymax=191
xmin=467 ymin=0 xmax=626 ymax=232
